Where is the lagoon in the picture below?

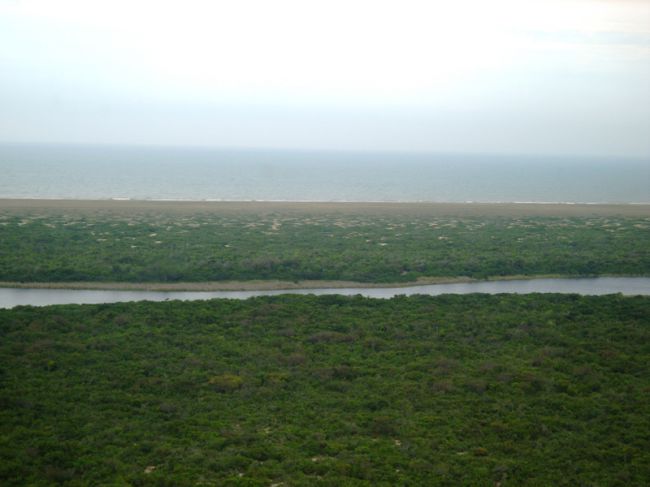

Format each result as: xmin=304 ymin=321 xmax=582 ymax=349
xmin=2 ymin=277 xmax=649 ymax=309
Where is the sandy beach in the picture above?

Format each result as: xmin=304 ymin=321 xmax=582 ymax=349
xmin=1 ymin=198 xmax=649 ymax=217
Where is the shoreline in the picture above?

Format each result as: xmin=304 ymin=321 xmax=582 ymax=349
xmin=1 ymin=198 xmax=650 ymax=217
xmin=0 ymin=274 xmax=643 ymax=292
xmin=0 ymin=277 xmax=485 ymax=292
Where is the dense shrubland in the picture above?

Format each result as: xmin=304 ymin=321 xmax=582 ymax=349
xmin=1 ymin=294 xmax=648 ymax=485
xmin=0 ymin=211 xmax=648 ymax=282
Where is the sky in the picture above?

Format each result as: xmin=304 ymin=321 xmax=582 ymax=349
xmin=1 ymin=0 xmax=649 ymax=157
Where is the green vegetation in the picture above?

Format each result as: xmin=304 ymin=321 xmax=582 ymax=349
xmin=1 ymin=294 xmax=649 ymax=485
xmin=1 ymin=211 xmax=648 ymax=282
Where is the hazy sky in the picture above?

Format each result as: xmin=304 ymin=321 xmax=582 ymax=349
xmin=1 ymin=0 xmax=649 ymax=157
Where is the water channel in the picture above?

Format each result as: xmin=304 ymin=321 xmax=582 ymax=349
xmin=1 ymin=277 xmax=649 ymax=309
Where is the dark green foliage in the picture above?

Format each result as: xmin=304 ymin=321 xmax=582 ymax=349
xmin=1 ymin=294 xmax=649 ymax=485
xmin=0 ymin=211 xmax=648 ymax=282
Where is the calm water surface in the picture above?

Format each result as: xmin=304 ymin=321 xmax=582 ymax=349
xmin=2 ymin=144 xmax=649 ymax=203
xmin=1 ymin=278 xmax=649 ymax=309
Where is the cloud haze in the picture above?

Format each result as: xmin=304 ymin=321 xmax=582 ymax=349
xmin=1 ymin=0 xmax=649 ymax=157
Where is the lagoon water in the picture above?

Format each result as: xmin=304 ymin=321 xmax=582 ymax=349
xmin=2 ymin=278 xmax=650 ymax=309
xmin=1 ymin=144 xmax=649 ymax=203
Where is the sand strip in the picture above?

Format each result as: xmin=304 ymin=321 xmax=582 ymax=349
xmin=1 ymin=199 xmax=649 ymax=217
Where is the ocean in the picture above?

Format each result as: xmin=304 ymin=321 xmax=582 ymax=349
xmin=1 ymin=144 xmax=648 ymax=203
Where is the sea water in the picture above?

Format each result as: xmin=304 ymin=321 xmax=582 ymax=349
xmin=1 ymin=144 xmax=648 ymax=203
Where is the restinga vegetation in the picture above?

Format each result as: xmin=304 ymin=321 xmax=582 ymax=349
xmin=1 ymin=294 xmax=648 ymax=485
xmin=2 ymin=202 xmax=649 ymax=484
xmin=0 ymin=207 xmax=649 ymax=284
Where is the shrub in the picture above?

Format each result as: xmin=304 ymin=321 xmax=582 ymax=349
xmin=208 ymin=374 xmax=244 ymax=392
